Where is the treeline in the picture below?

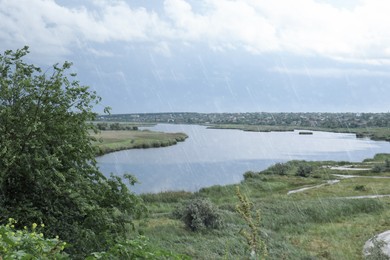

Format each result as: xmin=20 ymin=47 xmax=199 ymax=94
xmin=97 ymin=112 xmax=390 ymax=129
xmin=96 ymin=122 xmax=138 ymax=131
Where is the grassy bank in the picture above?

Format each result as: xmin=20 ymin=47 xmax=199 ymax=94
xmin=208 ymin=124 xmax=390 ymax=142
xmin=137 ymin=154 xmax=390 ymax=259
xmin=92 ymin=129 xmax=188 ymax=156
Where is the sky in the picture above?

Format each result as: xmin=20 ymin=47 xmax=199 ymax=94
xmin=1 ymin=0 xmax=390 ymax=113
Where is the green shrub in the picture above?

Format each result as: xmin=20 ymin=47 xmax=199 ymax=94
xmin=372 ymin=165 xmax=384 ymax=173
xmin=173 ymin=198 xmax=223 ymax=231
xmin=244 ymin=171 xmax=258 ymax=180
xmin=272 ymin=162 xmax=290 ymax=175
xmin=354 ymin=185 xmax=367 ymax=191
xmin=296 ymin=165 xmax=313 ymax=177
xmin=0 ymin=218 xmax=68 ymax=259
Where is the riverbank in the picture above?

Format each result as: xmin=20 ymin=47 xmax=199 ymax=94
xmin=92 ymin=130 xmax=188 ymax=156
xmin=138 ymin=153 xmax=390 ymax=259
xmin=207 ymin=124 xmax=390 ymax=142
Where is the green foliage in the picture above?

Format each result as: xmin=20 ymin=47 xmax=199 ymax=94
xmin=270 ymin=163 xmax=289 ymax=175
xmin=243 ymin=171 xmax=258 ymax=180
xmin=235 ymin=186 xmax=268 ymax=259
xmin=372 ymin=159 xmax=390 ymax=173
xmin=87 ymin=236 xmax=189 ymax=260
xmin=141 ymin=191 xmax=193 ymax=203
xmin=0 ymin=218 xmax=68 ymax=259
xmin=295 ymin=164 xmax=314 ymax=177
xmin=0 ymin=47 xmax=145 ymax=258
xmin=173 ymin=197 xmax=223 ymax=231
xmin=354 ymin=185 xmax=367 ymax=191
xmin=96 ymin=122 xmax=108 ymax=130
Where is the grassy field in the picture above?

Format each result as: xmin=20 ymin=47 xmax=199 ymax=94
xmin=137 ymin=154 xmax=390 ymax=259
xmin=208 ymin=124 xmax=390 ymax=142
xmin=92 ymin=129 xmax=188 ymax=155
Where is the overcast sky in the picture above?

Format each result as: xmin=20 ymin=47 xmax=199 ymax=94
xmin=1 ymin=0 xmax=390 ymax=113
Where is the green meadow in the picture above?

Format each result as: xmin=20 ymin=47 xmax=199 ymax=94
xmin=138 ymin=154 xmax=390 ymax=259
xmin=92 ymin=129 xmax=188 ymax=155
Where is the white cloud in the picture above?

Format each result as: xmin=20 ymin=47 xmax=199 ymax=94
xmin=1 ymin=0 xmax=390 ymax=64
xmin=0 ymin=0 xmax=171 ymax=62
xmin=164 ymin=0 xmax=390 ymax=63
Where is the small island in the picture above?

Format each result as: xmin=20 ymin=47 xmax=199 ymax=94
xmin=299 ymin=131 xmax=313 ymax=135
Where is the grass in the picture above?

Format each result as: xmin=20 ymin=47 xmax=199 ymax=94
xmin=136 ymin=154 xmax=390 ymax=259
xmin=208 ymin=124 xmax=390 ymax=142
xmin=91 ymin=129 xmax=188 ymax=155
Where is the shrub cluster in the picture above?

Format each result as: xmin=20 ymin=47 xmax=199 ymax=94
xmin=295 ymin=164 xmax=314 ymax=177
xmin=372 ymin=159 xmax=390 ymax=173
xmin=173 ymin=198 xmax=223 ymax=231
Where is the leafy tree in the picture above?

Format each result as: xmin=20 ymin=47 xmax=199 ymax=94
xmin=0 ymin=47 xmax=145 ymax=258
xmin=96 ymin=122 xmax=108 ymax=130
xmin=270 ymin=162 xmax=289 ymax=175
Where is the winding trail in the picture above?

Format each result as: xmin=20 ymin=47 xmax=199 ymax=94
xmin=287 ymin=174 xmax=390 ymax=197
xmin=287 ymin=180 xmax=340 ymax=195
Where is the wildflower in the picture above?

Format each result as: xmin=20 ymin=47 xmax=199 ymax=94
xmin=32 ymin=223 xmax=37 ymax=230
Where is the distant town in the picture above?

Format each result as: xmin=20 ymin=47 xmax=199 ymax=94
xmin=98 ymin=112 xmax=390 ymax=129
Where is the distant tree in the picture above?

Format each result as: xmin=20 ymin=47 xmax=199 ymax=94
xmin=109 ymin=122 xmax=121 ymax=130
xmin=96 ymin=122 xmax=108 ymax=130
xmin=271 ymin=162 xmax=289 ymax=175
xmin=0 ymin=47 xmax=144 ymax=258
xmin=385 ymin=159 xmax=390 ymax=170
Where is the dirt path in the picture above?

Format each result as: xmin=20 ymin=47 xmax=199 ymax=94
xmin=287 ymin=180 xmax=340 ymax=195
xmin=287 ymin=174 xmax=390 ymax=195
xmin=329 ymin=166 xmax=371 ymax=171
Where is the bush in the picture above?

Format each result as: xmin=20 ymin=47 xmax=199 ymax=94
xmin=354 ymin=185 xmax=367 ymax=191
xmin=173 ymin=198 xmax=223 ymax=231
xmin=296 ymin=165 xmax=313 ymax=177
xmin=243 ymin=171 xmax=258 ymax=180
xmin=270 ymin=163 xmax=290 ymax=175
xmin=372 ymin=165 xmax=384 ymax=173
xmin=0 ymin=218 xmax=68 ymax=259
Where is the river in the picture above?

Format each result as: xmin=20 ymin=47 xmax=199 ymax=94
xmin=96 ymin=124 xmax=390 ymax=194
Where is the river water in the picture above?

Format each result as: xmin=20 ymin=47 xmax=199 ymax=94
xmin=96 ymin=124 xmax=390 ymax=194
